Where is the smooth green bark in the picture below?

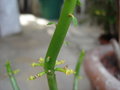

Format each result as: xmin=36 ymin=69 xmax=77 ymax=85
xmin=44 ymin=0 xmax=77 ymax=90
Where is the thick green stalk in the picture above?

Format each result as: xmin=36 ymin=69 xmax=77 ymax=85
xmin=44 ymin=0 xmax=77 ymax=90
xmin=73 ymin=50 xmax=85 ymax=90
xmin=5 ymin=62 xmax=20 ymax=90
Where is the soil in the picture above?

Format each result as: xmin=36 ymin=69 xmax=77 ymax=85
xmin=101 ymin=52 xmax=120 ymax=80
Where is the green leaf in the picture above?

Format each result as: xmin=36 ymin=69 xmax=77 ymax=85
xmin=47 ymin=22 xmax=56 ymax=25
xmin=72 ymin=16 xmax=78 ymax=26
xmin=69 ymin=14 xmax=78 ymax=26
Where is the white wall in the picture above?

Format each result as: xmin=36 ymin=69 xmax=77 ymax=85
xmin=0 ymin=0 xmax=21 ymax=37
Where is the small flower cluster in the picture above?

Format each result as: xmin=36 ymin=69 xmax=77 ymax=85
xmin=28 ymin=57 xmax=75 ymax=80
xmin=55 ymin=65 xmax=76 ymax=75
xmin=29 ymin=72 xmax=46 ymax=80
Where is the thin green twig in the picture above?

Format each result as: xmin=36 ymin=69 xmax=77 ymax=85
xmin=73 ymin=50 xmax=85 ymax=90
xmin=5 ymin=61 xmax=20 ymax=90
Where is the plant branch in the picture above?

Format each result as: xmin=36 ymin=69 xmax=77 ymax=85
xmin=5 ymin=61 xmax=20 ymax=90
xmin=73 ymin=50 xmax=85 ymax=90
xmin=44 ymin=0 xmax=77 ymax=90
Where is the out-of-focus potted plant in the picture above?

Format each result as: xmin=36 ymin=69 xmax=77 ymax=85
xmin=84 ymin=43 xmax=120 ymax=90
xmin=84 ymin=0 xmax=120 ymax=89
xmin=86 ymin=0 xmax=118 ymax=44
xmin=38 ymin=0 xmax=63 ymax=20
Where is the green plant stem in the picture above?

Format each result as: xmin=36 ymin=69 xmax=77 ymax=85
xmin=73 ymin=50 xmax=85 ymax=90
xmin=44 ymin=0 xmax=77 ymax=90
xmin=5 ymin=62 xmax=20 ymax=90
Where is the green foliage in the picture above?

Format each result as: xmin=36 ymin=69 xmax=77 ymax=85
xmin=87 ymin=0 xmax=117 ymax=33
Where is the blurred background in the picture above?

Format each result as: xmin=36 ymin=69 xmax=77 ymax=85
xmin=0 ymin=0 xmax=119 ymax=90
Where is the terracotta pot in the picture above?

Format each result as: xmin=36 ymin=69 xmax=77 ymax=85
xmin=84 ymin=45 xmax=120 ymax=90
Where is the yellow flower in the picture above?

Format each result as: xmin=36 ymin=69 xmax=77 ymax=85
xmin=13 ymin=69 xmax=20 ymax=74
xmin=31 ymin=62 xmax=44 ymax=67
xmin=29 ymin=76 xmax=35 ymax=80
xmin=38 ymin=58 xmax=44 ymax=63
xmin=28 ymin=72 xmax=46 ymax=80
xmin=65 ymin=69 xmax=76 ymax=75
xmin=31 ymin=62 xmax=38 ymax=67
xmin=55 ymin=66 xmax=75 ymax=75
xmin=56 ymin=60 xmax=65 ymax=65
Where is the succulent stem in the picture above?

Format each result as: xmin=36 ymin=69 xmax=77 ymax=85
xmin=44 ymin=0 xmax=77 ymax=90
